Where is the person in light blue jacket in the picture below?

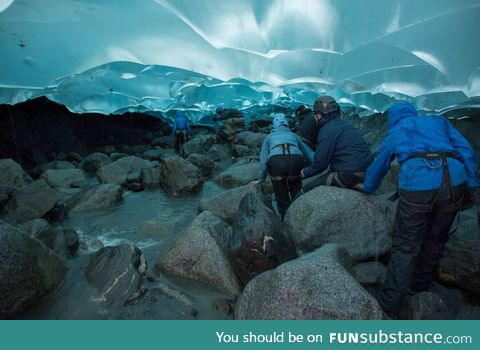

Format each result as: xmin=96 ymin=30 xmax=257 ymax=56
xmin=361 ymin=101 xmax=479 ymax=317
xmin=171 ymin=111 xmax=192 ymax=151
xmin=253 ymin=115 xmax=314 ymax=220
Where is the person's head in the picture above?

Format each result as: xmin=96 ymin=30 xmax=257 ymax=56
xmin=215 ymin=107 xmax=224 ymax=115
xmin=295 ymin=104 xmax=306 ymax=118
xmin=312 ymin=96 xmax=340 ymax=122
xmin=272 ymin=115 xmax=289 ymax=129
xmin=385 ymin=101 xmax=418 ymax=129
xmin=176 ymin=110 xmax=185 ymax=119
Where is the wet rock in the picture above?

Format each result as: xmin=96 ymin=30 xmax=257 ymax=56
xmin=7 ymin=179 xmax=57 ymax=223
xmin=62 ymin=225 xmax=80 ymax=256
xmin=151 ymin=136 xmax=173 ymax=148
xmin=235 ymin=131 xmax=267 ymax=148
xmin=231 ymin=192 xmax=296 ymax=287
xmin=181 ymin=135 xmax=217 ymax=158
xmin=67 ymin=184 xmax=123 ymax=213
xmin=140 ymin=167 xmax=161 ymax=188
xmin=20 ymin=218 xmax=51 ymax=237
xmin=41 ymin=168 xmax=86 ymax=188
xmin=235 ymin=244 xmax=384 ymax=320
xmin=85 ymin=244 xmax=146 ymax=307
xmin=136 ymin=219 xmax=174 ymax=236
xmin=81 ymin=152 xmax=112 ymax=173
xmin=33 ymin=160 xmax=76 ymax=177
xmin=198 ymin=183 xmax=259 ymax=224
xmin=110 ymin=152 xmax=129 ymax=161
xmin=97 ymin=156 xmax=152 ymax=185
xmin=214 ymin=161 xmax=259 ymax=187
xmin=0 ymin=159 xmax=32 ymax=190
xmin=205 ymin=144 xmax=230 ymax=162
xmin=353 ymin=261 xmax=387 ymax=285
xmin=160 ymin=157 xmax=203 ymax=195
xmin=285 ymin=186 xmax=393 ymax=261
xmin=0 ymin=221 xmax=67 ymax=319
xmin=96 ymin=145 xmax=117 ymax=155
xmin=232 ymin=144 xmax=258 ymax=157
xmin=399 ymin=292 xmax=449 ymax=320
xmin=142 ymin=149 xmax=165 ymax=161
xmin=0 ymin=192 xmax=9 ymax=213
xmin=154 ymin=281 xmax=194 ymax=306
xmin=186 ymin=153 xmax=215 ymax=177
xmin=213 ymin=298 xmax=234 ymax=316
xmin=156 ymin=211 xmax=240 ymax=295
xmin=439 ymin=219 xmax=480 ymax=296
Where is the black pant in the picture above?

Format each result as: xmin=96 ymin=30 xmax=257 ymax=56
xmin=267 ymin=154 xmax=306 ymax=219
xmin=377 ymin=184 xmax=465 ymax=316
xmin=302 ymin=169 xmax=364 ymax=193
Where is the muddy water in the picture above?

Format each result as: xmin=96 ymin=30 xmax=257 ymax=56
xmin=18 ymin=180 xmax=236 ymax=320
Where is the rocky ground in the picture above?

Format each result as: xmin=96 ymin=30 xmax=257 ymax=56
xmin=0 ymin=98 xmax=479 ymax=320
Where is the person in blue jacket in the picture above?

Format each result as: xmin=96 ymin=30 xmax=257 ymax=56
xmin=252 ymin=115 xmax=314 ymax=220
xmin=171 ymin=111 xmax=192 ymax=152
xmin=301 ymin=96 xmax=373 ymax=192
xmin=361 ymin=101 xmax=479 ymax=317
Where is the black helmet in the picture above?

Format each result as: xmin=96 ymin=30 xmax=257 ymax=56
xmin=312 ymin=96 xmax=339 ymax=115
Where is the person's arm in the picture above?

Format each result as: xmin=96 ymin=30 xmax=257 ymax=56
xmin=257 ymin=136 xmax=270 ymax=181
xmin=363 ymin=132 xmax=396 ymax=193
xmin=302 ymin=131 xmax=335 ymax=177
xmin=297 ymin=137 xmax=314 ymax=164
xmin=444 ymin=118 xmax=479 ymax=189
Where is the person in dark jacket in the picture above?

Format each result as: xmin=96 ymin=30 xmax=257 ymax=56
xmin=301 ymin=96 xmax=373 ymax=192
xmin=213 ymin=107 xmax=244 ymax=143
xmin=361 ymin=101 xmax=479 ymax=317
xmin=295 ymin=104 xmax=318 ymax=151
xmin=171 ymin=111 xmax=192 ymax=152
xmin=252 ymin=115 xmax=314 ymax=220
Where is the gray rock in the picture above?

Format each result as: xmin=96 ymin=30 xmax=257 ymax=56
xmin=7 ymin=179 xmax=57 ymax=223
xmin=186 ymin=153 xmax=215 ymax=177
xmin=154 ymin=282 xmax=194 ymax=306
xmin=160 ymin=157 xmax=203 ymax=195
xmin=232 ymin=144 xmax=258 ymax=157
xmin=19 ymin=218 xmax=51 ymax=237
xmin=231 ymin=192 xmax=296 ymax=287
xmin=181 ymin=135 xmax=217 ymax=157
xmin=151 ymin=136 xmax=173 ymax=148
xmin=41 ymin=168 xmax=86 ymax=188
xmin=205 ymin=144 xmax=231 ymax=162
xmin=235 ymin=244 xmax=384 ymax=320
xmin=353 ymin=261 xmax=387 ymax=285
xmin=81 ymin=153 xmax=112 ymax=173
xmin=155 ymin=211 xmax=240 ymax=295
xmin=140 ymin=167 xmax=161 ymax=188
xmin=0 ymin=221 xmax=67 ymax=319
xmin=285 ymin=186 xmax=393 ymax=261
xmin=67 ymin=184 xmax=123 ymax=213
xmin=110 ymin=152 xmax=129 ymax=161
xmin=198 ymin=183 xmax=259 ymax=224
xmin=97 ymin=156 xmax=152 ymax=185
xmin=85 ymin=244 xmax=146 ymax=307
xmin=142 ymin=149 xmax=166 ymax=161
xmin=399 ymin=292 xmax=449 ymax=320
xmin=439 ymin=219 xmax=480 ymax=296
xmin=214 ymin=161 xmax=259 ymax=187
xmin=136 ymin=219 xmax=174 ymax=236
xmin=235 ymin=131 xmax=267 ymax=148
xmin=0 ymin=159 xmax=32 ymax=190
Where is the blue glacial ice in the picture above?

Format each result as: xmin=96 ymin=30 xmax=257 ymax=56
xmin=0 ymin=0 xmax=479 ymax=121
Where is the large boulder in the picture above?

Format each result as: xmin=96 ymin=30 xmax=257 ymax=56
xmin=353 ymin=261 xmax=387 ymax=285
xmin=181 ymin=135 xmax=217 ymax=157
xmin=142 ymin=148 xmax=175 ymax=161
xmin=399 ymin=292 xmax=449 ymax=320
xmin=97 ymin=156 xmax=152 ymax=185
xmin=160 ymin=157 xmax=203 ymax=195
xmin=235 ymin=131 xmax=267 ymax=148
xmin=186 ymin=153 xmax=215 ymax=177
xmin=66 ymin=184 xmax=123 ymax=213
xmin=7 ymin=179 xmax=57 ymax=223
xmin=85 ymin=244 xmax=146 ymax=306
xmin=155 ymin=211 xmax=240 ymax=295
xmin=285 ymin=186 xmax=393 ymax=261
xmin=438 ymin=219 xmax=480 ymax=296
xmin=206 ymin=144 xmax=231 ymax=162
xmin=81 ymin=152 xmax=112 ymax=173
xmin=140 ymin=166 xmax=161 ymax=188
xmin=198 ymin=183 xmax=260 ymax=224
xmin=214 ymin=161 xmax=259 ymax=187
xmin=0 ymin=159 xmax=32 ymax=190
xmin=41 ymin=168 xmax=86 ymax=188
xmin=230 ymin=192 xmax=296 ymax=287
xmin=0 ymin=221 xmax=67 ymax=319
xmin=235 ymin=244 xmax=384 ymax=320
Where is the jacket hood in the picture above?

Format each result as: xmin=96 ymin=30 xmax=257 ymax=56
xmin=386 ymin=101 xmax=418 ymax=129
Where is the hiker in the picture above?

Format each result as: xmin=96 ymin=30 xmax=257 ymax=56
xmin=294 ymin=104 xmax=318 ymax=151
xmin=300 ymin=96 xmax=373 ymax=192
xmin=252 ymin=115 xmax=314 ymax=220
xmin=212 ymin=107 xmax=244 ymax=143
xmin=360 ymin=101 xmax=479 ymax=317
xmin=171 ymin=111 xmax=192 ymax=152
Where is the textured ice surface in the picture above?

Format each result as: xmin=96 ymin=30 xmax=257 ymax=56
xmin=0 ymin=0 xmax=479 ymax=119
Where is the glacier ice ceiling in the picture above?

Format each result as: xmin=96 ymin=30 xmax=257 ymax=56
xmin=0 ymin=0 xmax=480 ymax=120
